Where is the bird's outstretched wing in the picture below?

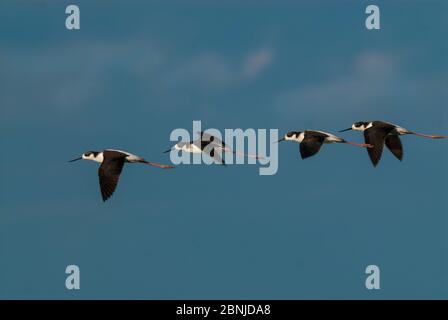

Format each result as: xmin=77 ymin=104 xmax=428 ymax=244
xmin=364 ymin=126 xmax=393 ymax=166
xmin=299 ymin=135 xmax=325 ymax=159
xmin=196 ymin=131 xmax=227 ymax=165
xmin=197 ymin=131 xmax=229 ymax=148
xmin=385 ymin=135 xmax=403 ymax=161
xmin=98 ymin=155 xmax=125 ymax=201
xmin=210 ymin=148 xmax=226 ymax=165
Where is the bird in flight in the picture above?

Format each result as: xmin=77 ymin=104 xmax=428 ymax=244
xmin=277 ymin=130 xmax=372 ymax=159
xmin=339 ymin=121 xmax=446 ymax=166
xmin=164 ymin=131 xmax=263 ymax=165
xmin=69 ymin=149 xmax=174 ymax=201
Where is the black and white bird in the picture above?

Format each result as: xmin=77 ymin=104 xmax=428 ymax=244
xmin=277 ymin=130 xmax=372 ymax=159
xmin=69 ymin=149 xmax=174 ymax=201
xmin=339 ymin=121 xmax=447 ymax=166
xmin=164 ymin=131 xmax=262 ymax=165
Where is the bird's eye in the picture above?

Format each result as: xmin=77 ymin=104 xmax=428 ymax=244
xmin=84 ymin=152 xmax=92 ymax=156
xmin=286 ymin=132 xmax=294 ymax=137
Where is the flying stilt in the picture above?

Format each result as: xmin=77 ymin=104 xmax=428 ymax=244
xmin=339 ymin=121 xmax=447 ymax=166
xmin=69 ymin=149 xmax=174 ymax=201
xmin=164 ymin=131 xmax=263 ymax=165
xmin=277 ymin=130 xmax=372 ymax=159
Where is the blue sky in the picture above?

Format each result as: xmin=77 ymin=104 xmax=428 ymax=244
xmin=0 ymin=0 xmax=447 ymax=299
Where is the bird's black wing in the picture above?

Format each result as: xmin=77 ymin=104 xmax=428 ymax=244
xmin=197 ymin=131 xmax=227 ymax=165
xmin=364 ymin=126 xmax=394 ymax=166
xmin=299 ymin=135 xmax=325 ymax=159
xmin=385 ymin=135 xmax=403 ymax=161
xmin=198 ymin=131 xmax=229 ymax=149
xmin=210 ymin=148 xmax=226 ymax=165
xmin=98 ymin=155 xmax=125 ymax=201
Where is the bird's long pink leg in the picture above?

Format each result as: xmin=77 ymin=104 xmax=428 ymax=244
xmin=144 ymin=161 xmax=175 ymax=169
xmin=233 ymin=151 xmax=265 ymax=160
xmin=344 ymin=141 xmax=373 ymax=148
xmin=220 ymin=147 xmax=265 ymax=160
xmin=410 ymin=131 xmax=447 ymax=139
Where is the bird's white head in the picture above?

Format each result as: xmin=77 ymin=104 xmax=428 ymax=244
xmin=164 ymin=143 xmax=193 ymax=154
xmin=82 ymin=151 xmax=102 ymax=161
xmin=340 ymin=122 xmax=370 ymax=133
xmin=278 ymin=131 xmax=303 ymax=143
xmin=173 ymin=143 xmax=192 ymax=152
xmin=69 ymin=151 xmax=103 ymax=163
xmin=352 ymin=121 xmax=370 ymax=131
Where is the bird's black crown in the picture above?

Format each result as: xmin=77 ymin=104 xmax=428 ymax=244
xmin=353 ymin=121 xmax=368 ymax=127
xmin=84 ymin=151 xmax=99 ymax=157
xmin=286 ymin=131 xmax=300 ymax=137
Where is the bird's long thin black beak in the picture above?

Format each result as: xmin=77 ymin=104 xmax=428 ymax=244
xmin=69 ymin=157 xmax=82 ymax=162
xmin=275 ymin=138 xmax=285 ymax=144
xmin=163 ymin=148 xmax=173 ymax=153
xmin=339 ymin=128 xmax=352 ymax=132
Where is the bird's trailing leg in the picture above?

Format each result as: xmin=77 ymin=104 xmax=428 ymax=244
xmin=141 ymin=160 xmax=175 ymax=169
xmin=343 ymin=141 xmax=373 ymax=148
xmin=219 ymin=147 xmax=265 ymax=160
xmin=233 ymin=150 xmax=265 ymax=160
xmin=410 ymin=131 xmax=447 ymax=139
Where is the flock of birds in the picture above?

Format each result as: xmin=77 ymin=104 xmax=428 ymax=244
xmin=70 ymin=120 xmax=446 ymax=201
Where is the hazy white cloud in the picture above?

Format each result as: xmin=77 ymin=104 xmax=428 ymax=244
xmin=275 ymin=51 xmax=445 ymax=124
xmin=0 ymin=39 xmax=164 ymax=117
xmin=163 ymin=47 xmax=274 ymax=89
xmin=0 ymin=39 xmax=276 ymax=123
xmin=242 ymin=47 xmax=274 ymax=79
xmin=164 ymin=53 xmax=233 ymax=88
xmin=354 ymin=51 xmax=399 ymax=78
